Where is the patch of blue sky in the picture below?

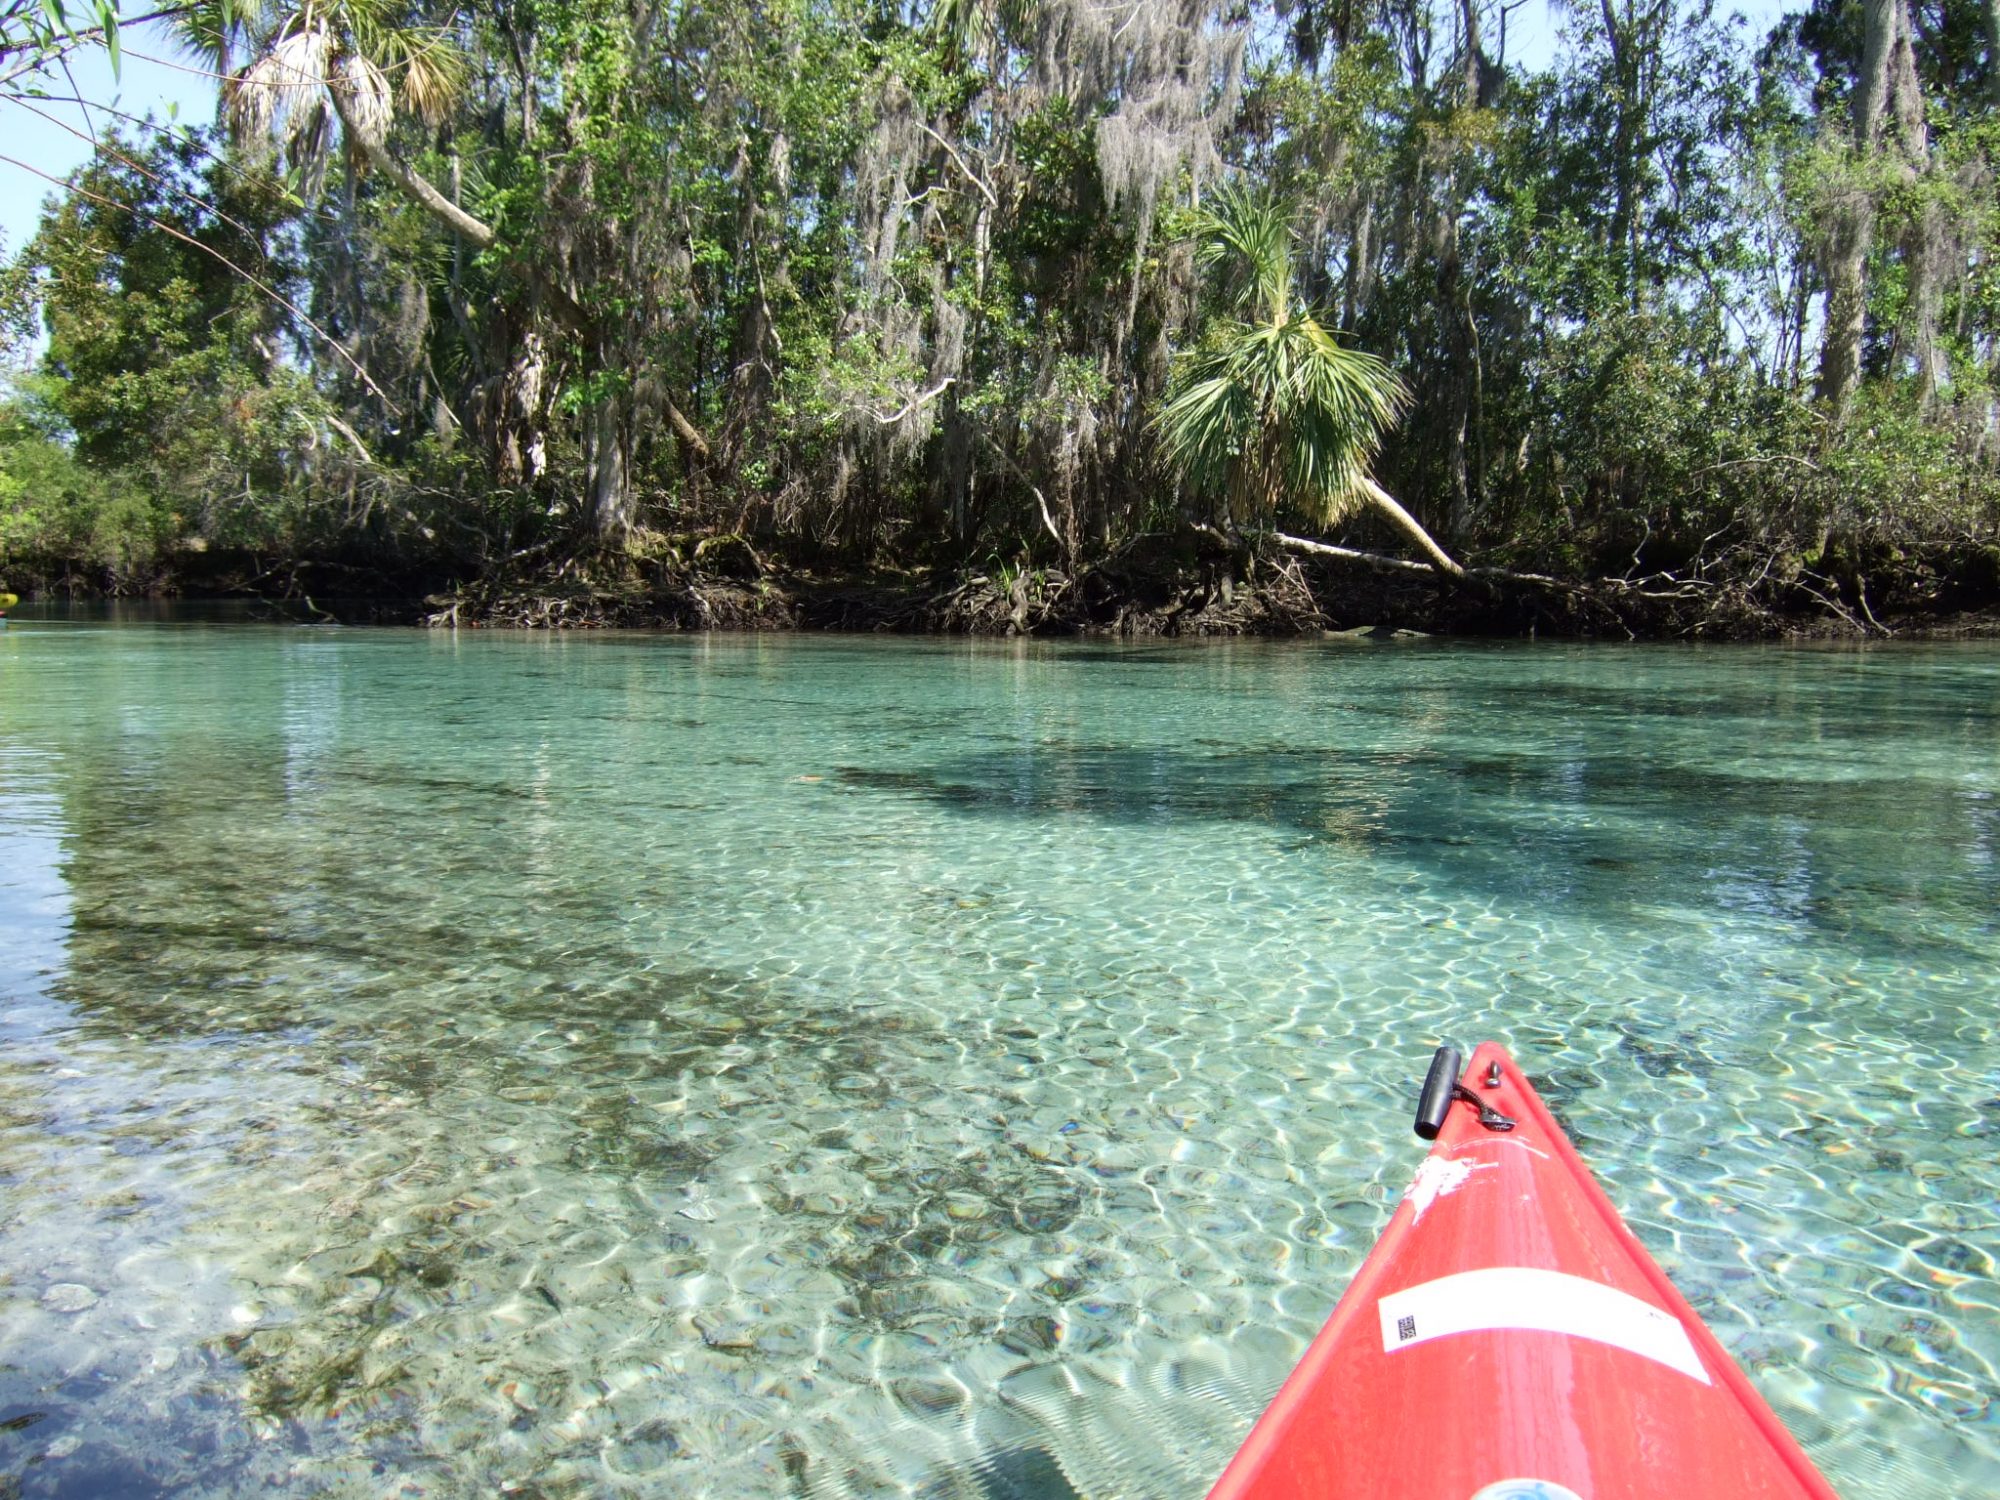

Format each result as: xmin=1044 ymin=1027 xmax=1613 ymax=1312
xmin=1 ymin=21 xmax=219 ymax=259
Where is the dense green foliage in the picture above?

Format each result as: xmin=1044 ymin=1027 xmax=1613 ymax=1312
xmin=2 ymin=0 xmax=1997 ymax=614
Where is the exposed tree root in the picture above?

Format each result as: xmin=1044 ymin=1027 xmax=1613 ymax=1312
xmin=26 ymin=525 xmax=1987 ymax=640
xmin=417 ymin=529 xmax=2000 ymax=638
xmin=419 ymin=534 xmax=798 ymax=629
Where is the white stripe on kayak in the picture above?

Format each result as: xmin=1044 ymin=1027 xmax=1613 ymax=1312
xmin=1377 ymin=1267 xmax=1711 ymax=1384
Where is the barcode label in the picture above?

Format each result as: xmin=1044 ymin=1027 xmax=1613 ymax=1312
xmin=1396 ymin=1314 xmax=1417 ymax=1341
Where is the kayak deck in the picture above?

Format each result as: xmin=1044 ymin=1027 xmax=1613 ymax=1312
xmin=1206 ymin=1042 xmax=1840 ymax=1499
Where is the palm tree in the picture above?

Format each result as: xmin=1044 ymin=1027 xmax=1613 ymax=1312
xmin=187 ymin=0 xmax=494 ymax=247
xmin=188 ymin=0 xmax=709 ymax=535
xmin=1155 ymin=184 xmax=1464 ymax=578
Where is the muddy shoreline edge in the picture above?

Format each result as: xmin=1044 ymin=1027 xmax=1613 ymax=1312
xmin=7 ymin=531 xmax=1999 ymax=641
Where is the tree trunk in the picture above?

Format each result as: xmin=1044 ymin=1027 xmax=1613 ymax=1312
xmin=1459 ymin=0 xmax=1483 ymax=102
xmin=1815 ymin=0 xmax=1904 ymax=416
xmin=1816 ymin=198 xmax=1872 ymax=415
xmin=1987 ymin=0 xmax=2000 ymax=108
xmin=1440 ymin=0 xmax=1485 ymax=541
xmin=1816 ymin=0 xmax=1933 ymax=417
xmin=1853 ymin=0 xmax=1898 ymax=148
xmin=328 ymin=86 xmax=499 ymax=250
xmin=665 ymin=399 xmax=710 ymax=460
xmin=586 ymin=399 xmax=633 ymax=539
xmin=1895 ymin=200 xmax=1946 ymax=409
xmin=1599 ymin=0 xmax=1639 ymax=307
xmin=1438 ymin=222 xmax=1477 ymax=542
xmin=1346 ymin=194 xmax=1375 ymax=324
xmin=492 ymin=329 xmax=549 ymax=484
xmin=1358 ymin=477 xmax=1466 ymax=578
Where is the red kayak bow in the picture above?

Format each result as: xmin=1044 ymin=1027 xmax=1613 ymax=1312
xmin=1207 ymin=1042 xmax=1841 ymax=1500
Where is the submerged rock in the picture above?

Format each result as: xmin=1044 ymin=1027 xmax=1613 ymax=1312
xmin=41 ymin=1283 xmax=99 ymax=1313
xmin=1326 ymin=624 xmax=1431 ymax=641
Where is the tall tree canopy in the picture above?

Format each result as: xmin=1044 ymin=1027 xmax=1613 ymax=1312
xmin=3 ymin=0 xmax=1998 ymax=615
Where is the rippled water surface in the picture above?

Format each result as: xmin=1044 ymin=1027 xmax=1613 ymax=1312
xmin=1 ymin=620 xmax=1996 ymax=1498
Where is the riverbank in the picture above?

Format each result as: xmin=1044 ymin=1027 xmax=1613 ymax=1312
xmin=6 ymin=529 xmax=1999 ymax=639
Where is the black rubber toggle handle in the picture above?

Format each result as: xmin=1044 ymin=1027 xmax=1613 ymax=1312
xmin=1413 ymin=1046 xmax=1463 ymax=1140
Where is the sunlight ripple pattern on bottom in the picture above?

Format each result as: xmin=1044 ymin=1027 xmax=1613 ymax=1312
xmin=0 ymin=626 xmax=1994 ymax=1498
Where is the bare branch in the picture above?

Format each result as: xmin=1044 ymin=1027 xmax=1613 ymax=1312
xmin=1271 ymin=530 xmax=1437 ymax=576
xmin=972 ymin=424 xmax=1064 ymax=550
xmin=872 ymin=377 xmax=954 ymax=425
xmin=323 ymin=413 xmax=377 ymax=465
xmin=1688 ymin=455 xmax=1823 ymax=477
xmin=913 ymin=120 xmax=998 ymax=209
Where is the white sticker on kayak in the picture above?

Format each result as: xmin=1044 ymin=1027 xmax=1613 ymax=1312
xmin=1378 ymin=1267 xmax=1710 ymax=1384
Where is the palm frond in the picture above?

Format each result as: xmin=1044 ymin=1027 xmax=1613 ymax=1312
xmin=172 ymin=0 xmax=252 ymax=78
xmin=1191 ymin=181 xmax=1295 ymax=325
xmin=335 ymin=51 xmax=392 ymax=150
xmin=228 ymin=22 xmax=333 ymax=201
xmin=227 ymin=23 xmax=330 ymax=142
xmin=220 ymin=1 xmax=470 ymax=208
xmin=1156 ymin=278 xmax=1409 ymax=526
xmin=375 ymin=28 xmax=468 ymax=131
xmin=1156 ymin=365 xmax=1252 ymax=490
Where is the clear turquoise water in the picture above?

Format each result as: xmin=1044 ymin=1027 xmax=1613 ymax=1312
xmin=0 ymin=619 xmax=1995 ymax=1498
